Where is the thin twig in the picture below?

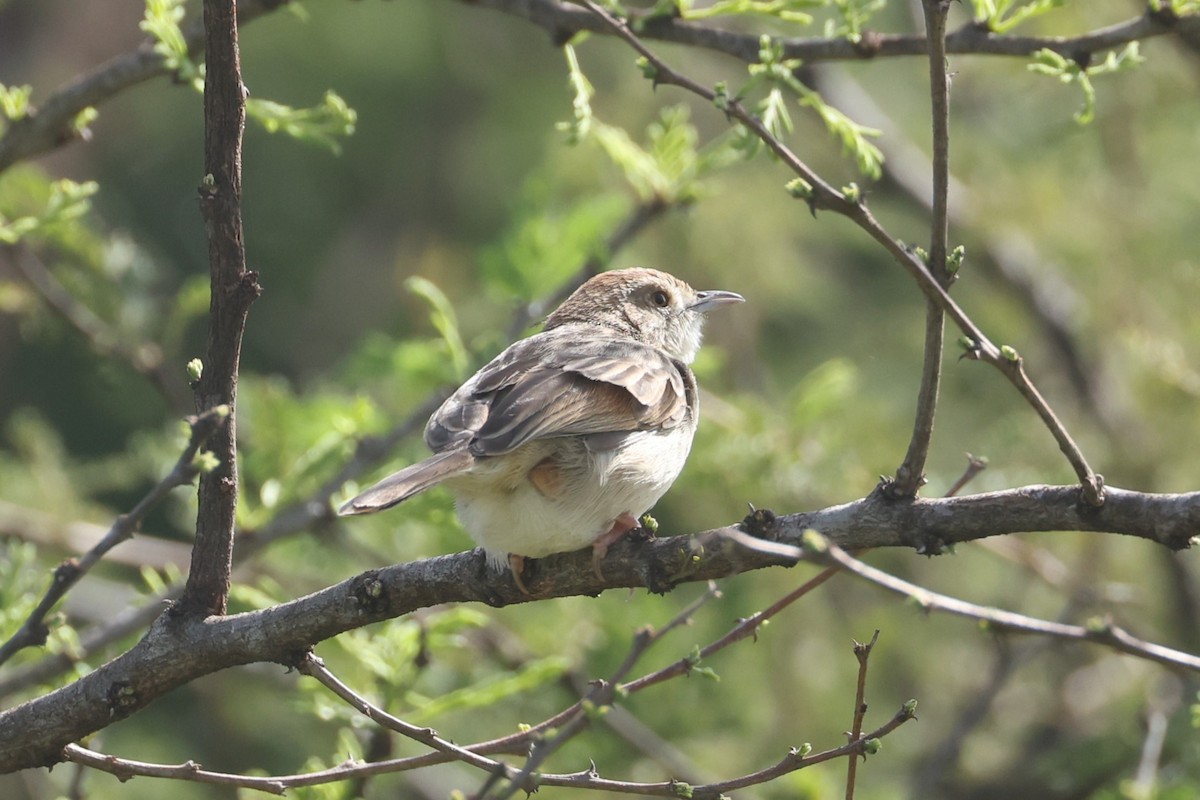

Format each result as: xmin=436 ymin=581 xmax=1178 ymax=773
xmin=602 ymin=704 xmax=915 ymax=798
xmin=61 ymin=703 xmax=916 ymax=797
xmin=889 ymin=0 xmax=952 ymax=498
xmin=812 ymin=69 xmax=1125 ymax=439
xmin=813 ymin=538 xmax=1200 ymax=672
xmin=484 ymin=582 xmax=724 ymax=800
xmin=0 ymin=406 xmax=227 ymax=668
xmin=943 ymin=453 xmax=988 ymax=498
xmin=298 ymin=654 xmax=530 ymax=790
xmin=621 ymin=564 xmax=839 ymax=696
xmin=844 ymin=629 xmax=881 ymax=800
xmin=7 ymin=245 xmax=191 ymax=413
xmin=572 ymin=0 xmax=1105 ymax=506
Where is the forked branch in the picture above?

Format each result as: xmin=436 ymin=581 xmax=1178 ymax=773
xmin=571 ymin=0 xmax=1104 ymax=505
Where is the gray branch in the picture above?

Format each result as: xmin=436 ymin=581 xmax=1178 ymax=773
xmin=0 ymin=0 xmax=279 ymax=174
xmin=0 ymin=482 xmax=1194 ymax=774
xmin=470 ymin=0 xmax=1198 ymax=64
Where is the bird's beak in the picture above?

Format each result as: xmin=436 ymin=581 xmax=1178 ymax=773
xmin=690 ymin=290 xmax=745 ymax=313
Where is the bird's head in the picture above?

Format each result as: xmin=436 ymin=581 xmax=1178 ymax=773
xmin=545 ymin=268 xmax=744 ymax=363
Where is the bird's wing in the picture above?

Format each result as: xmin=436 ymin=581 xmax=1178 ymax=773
xmin=425 ymin=331 xmax=695 ymax=457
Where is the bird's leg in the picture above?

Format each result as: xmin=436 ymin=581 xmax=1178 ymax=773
xmin=508 ymin=553 xmax=531 ymax=595
xmin=591 ymin=512 xmax=640 ymax=580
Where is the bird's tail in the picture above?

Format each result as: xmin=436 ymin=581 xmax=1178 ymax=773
xmin=338 ymin=448 xmax=474 ymax=515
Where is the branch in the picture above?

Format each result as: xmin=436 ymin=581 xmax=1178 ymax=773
xmin=661 ymin=703 xmax=915 ymax=799
xmin=571 ymin=0 xmax=1105 ymax=506
xmin=469 ymin=0 xmax=1200 ymax=64
xmin=0 ymin=482 xmax=1195 ymax=773
xmin=844 ymin=629 xmax=880 ymax=800
xmin=620 ymin=555 xmax=838 ymax=695
xmin=0 ymin=0 xmax=283 ymax=175
xmin=0 ymin=589 xmax=176 ymax=701
xmin=0 ymin=406 xmax=227 ymax=668
xmin=59 ymin=702 xmax=916 ymax=797
xmin=181 ymin=0 xmax=259 ymax=616
xmin=0 ymin=180 xmax=680 ymax=703
xmin=888 ymin=0 xmax=951 ymax=498
xmin=484 ymin=583 xmax=723 ymax=800
xmin=775 ymin=484 xmax=1196 ymax=552
xmin=3 ymin=1 xmax=1195 ymax=176
xmin=814 ymin=539 xmax=1200 ymax=672
xmin=56 ymin=583 xmax=907 ymax=798
xmin=298 ymin=654 xmax=531 ymax=790
xmin=6 ymin=245 xmax=192 ymax=413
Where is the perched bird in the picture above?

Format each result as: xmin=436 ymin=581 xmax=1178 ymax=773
xmin=340 ymin=267 xmax=744 ymax=592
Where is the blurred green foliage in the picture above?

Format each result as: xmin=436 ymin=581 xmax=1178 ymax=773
xmin=1 ymin=1 xmax=1199 ymax=799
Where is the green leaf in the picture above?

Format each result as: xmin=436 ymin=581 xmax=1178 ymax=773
xmin=142 ymin=1 xmax=355 ymax=150
xmin=795 ymin=87 xmax=883 ymax=179
xmin=0 ymin=83 xmax=33 ymax=123
xmin=0 ymin=179 xmax=99 ymax=245
xmin=681 ymin=0 xmax=818 ymax=25
xmin=407 ymin=656 xmax=571 ymax=723
xmin=556 ymin=44 xmax=595 ymax=146
xmin=973 ymin=0 xmax=1066 ymax=34
xmin=141 ymin=0 xmax=201 ymax=84
xmin=245 ymin=90 xmax=357 ymax=154
xmin=1027 ymin=44 xmax=1142 ymax=125
xmin=823 ymin=0 xmax=887 ymax=43
xmin=741 ymin=36 xmax=883 ymax=177
xmin=405 ymin=276 xmax=469 ymax=380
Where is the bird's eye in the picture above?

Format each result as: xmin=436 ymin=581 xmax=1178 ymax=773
xmin=651 ymin=289 xmax=670 ymax=308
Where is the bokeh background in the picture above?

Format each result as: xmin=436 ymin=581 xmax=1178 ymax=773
xmin=1 ymin=1 xmax=1198 ymax=798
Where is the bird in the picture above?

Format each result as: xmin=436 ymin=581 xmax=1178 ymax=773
xmin=339 ymin=267 xmax=744 ymax=592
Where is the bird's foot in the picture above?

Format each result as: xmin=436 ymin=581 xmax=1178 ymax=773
xmin=508 ymin=553 xmax=531 ymax=595
xmin=591 ymin=511 xmax=641 ymax=580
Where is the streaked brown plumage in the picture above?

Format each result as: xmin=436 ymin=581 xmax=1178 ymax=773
xmin=340 ymin=268 xmax=743 ymax=591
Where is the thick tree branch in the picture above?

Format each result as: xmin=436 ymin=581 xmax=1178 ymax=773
xmin=56 ymin=589 xmax=909 ymax=798
xmin=182 ymin=0 xmax=259 ymax=616
xmin=0 ymin=591 xmax=176 ymax=701
xmin=0 ymin=482 xmax=1194 ymax=773
xmin=0 ymin=181 xmax=678 ymax=703
xmin=5 ymin=2 xmax=1196 ymax=178
xmin=470 ymin=0 xmax=1199 ymax=65
xmin=0 ymin=406 xmax=227 ymax=668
